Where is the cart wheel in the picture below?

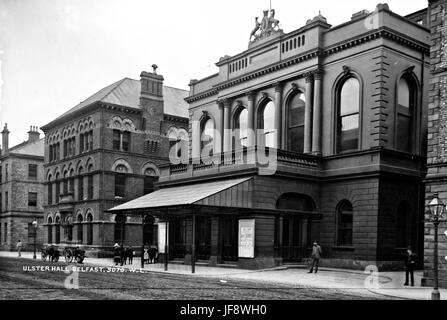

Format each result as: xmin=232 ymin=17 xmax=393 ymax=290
xmin=41 ymin=252 xmax=47 ymax=261
xmin=64 ymin=249 xmax=73 ymax=263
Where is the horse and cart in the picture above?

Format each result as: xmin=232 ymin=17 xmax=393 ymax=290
xmin=41 ymin=245 xmax=85 ymax=264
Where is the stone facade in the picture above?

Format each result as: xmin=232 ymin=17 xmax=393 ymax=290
xmin=423 ymin=0 xmax=447 ymax=288
xmin=40 ymin=70 xmax=189 ymax=257
xmin=0 ymin=125 xmax=45 ymax=251
xmin=113 ymin=4 xmax=431 ymax=270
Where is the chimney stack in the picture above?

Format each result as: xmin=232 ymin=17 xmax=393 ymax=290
xmin=27 ymin=125 xmax=40 ymax=142
xmin=1 ymin=123 xmax=10 ymax=155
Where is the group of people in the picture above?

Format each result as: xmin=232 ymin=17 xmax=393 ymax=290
xmin=307 ymin=241 xmax=418 ymax=287
xmin=113 ymin=244 xmax=135 ymax=266
xmin=112 ymin=244 xmax=159 ymax=266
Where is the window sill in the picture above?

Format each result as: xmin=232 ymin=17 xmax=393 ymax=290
xmin=332 ymin=246 xmax=355 ymax=251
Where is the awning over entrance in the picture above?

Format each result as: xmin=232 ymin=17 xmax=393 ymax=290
xmin=108 ymin=177 xmax=253 ymax=213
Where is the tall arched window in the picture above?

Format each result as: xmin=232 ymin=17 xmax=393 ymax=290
xmin=77 ymin=215 xmax=83 ymax=244
xmin=336 ymin=201 xmax=353 ymax=246
xmin=78 ymin=167 xmax=84 ymax=201
xmin=66 ymin=216 xmax=73 ymax=242
xmin=87 ymin=164 xmax=94 ymax=200
xmin=114 ymin=165 xmax=127 ymax=198
xmin=234 ymin=108 xmax=248 ymax=149
xmin=47 ymin=217 xmax=53 ymax=244
xmin=260 ymin=101 xmax=276 ymax=148
xmin=337 ymin=77 xmax=360 ymax=153
xmin=55 ymin=216 xmax=61 ymax=244
xmin=48 ymin=175 xmax=53 ymax=205
xmin=114 ymin=215 xmax=126 ymax=244
xmin=288 ymin=92 xmax=306 ymax=153
xmin=86 ymin=213 xmax=93 ymax=245
xmin=55 ymin=173 xmax=60 ymax=203
xmin=200 ymin=118 xmax=214 ymax=155
xmin=396 ymin=76 xmax=415 ymax=153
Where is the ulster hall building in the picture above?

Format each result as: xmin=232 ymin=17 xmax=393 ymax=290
xmin=111 ymin=4 xmax=430 ymax=270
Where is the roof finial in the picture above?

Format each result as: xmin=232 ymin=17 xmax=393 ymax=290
xmin=152 ymin=64 xmax=158 ymax=74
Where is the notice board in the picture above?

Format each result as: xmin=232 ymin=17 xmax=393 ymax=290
xmin=158 ymin=222 xmax=168 ymax=253
xmin=238 ymin=219 xmax=255 ymax=258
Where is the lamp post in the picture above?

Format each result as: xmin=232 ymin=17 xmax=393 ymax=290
xmin=427 ymin=194 xmax=445 ymax=300
xmin=32 ymin=220 xmax=38 ymax=260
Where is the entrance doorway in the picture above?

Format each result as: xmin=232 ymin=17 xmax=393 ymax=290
xmin=195 ymin=217 xmax=211 ymax=260
xmin=169 ymin=218 xmax=186 ymax=260
xmin=220 ymin=216 xmax=238 ymax=262
xmin=280 ymin=216 xmax=302 ymax=262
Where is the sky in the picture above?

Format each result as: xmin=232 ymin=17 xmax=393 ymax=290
xmin=0 ymin=0 xmax=428 ymax=147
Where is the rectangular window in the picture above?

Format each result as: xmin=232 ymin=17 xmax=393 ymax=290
xmin=114 ymin=173 xmax=126 ymax=198
xmin=0 ymin=192 xmax=2 ymax=213
xmin=28 ymin=192 xmax=38 ymax=207
xmin=0 ymin=165 xmax=3 ymax=183
xmin=28 ymin=164 xmax=38 ymax=179
xmin=113 ymin=130 xmax=121 ymax=150
xmin=5 ymin=192 xmax=8 ymax=211
xmin=122 ymin=131 xmax=130 ymax=152
xmin=63 ymin=140 xmax=68 ymax=158
xmin=55 ymin=181 xmax=60 ymax=203
xmin=4 ymin=223 xmax=7 ymax=242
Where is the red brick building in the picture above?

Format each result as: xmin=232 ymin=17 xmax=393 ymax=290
xmin=41 ymin=68 xmax=189 ymax=257
xmin=112 ymin=4 xmax=430 ymax=270
xmin=0 ymin=124 xmax=44 ymax=251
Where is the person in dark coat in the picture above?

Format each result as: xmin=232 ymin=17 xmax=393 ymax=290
xmin=126 ymin=246 xmax=134 ymax=265
xmin=113 ymin=243 xmax=121 ymax=266
xmin=404 ymin=247 xmax=417 ymax=287
xmin=308 ymin=241 xmax=322 ymax=274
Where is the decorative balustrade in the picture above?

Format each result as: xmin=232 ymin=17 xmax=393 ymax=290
xmin=167 ymin=147 xmax=321 ymax=177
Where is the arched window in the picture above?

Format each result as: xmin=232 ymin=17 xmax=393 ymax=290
xmin=288 ymin=92 xmax=306 ymax=153
xmin=78 ymin=167 xmax=84 ymax=201
xmin=114 ymin=215 xmax=126 ymax=244
xmin=86 ymin=213 xmax=93 ymax=245
xmin=234 ymin=108 xmax=248 ymax=149
xmin=337 ymin=77 xmax=360 ymax=153
xmin=77 ymin=215 xmax=83 ymax=244
xmin=396 ymin=76 xmax=415 ymax=152
xmin=48 ymin=175 xmax=53 ymax=205
xmin=87 ymin=164 xmax=94 ymax=200
xmin=260 ymin=101 xmax=276 ymax=148
xmin=336 ymin=201 xmax=353 ymax=246
xmin=69 ymin=169 xmax=74 ymax=194
xmin=55 ymin=173 xmax=60 ymax=203
xmin=47 ymin=217 xmax=53 ymax=244
xmin=144 ymin=168 xmax=159 ymax=195
xmin=55 ymin=216 xmax=61 ymax=244
xmin=66 ymin=216 xmax=73 ymax=242
xmin=200 ymin=118 xmax=214 ymax=155
xmin=114 ymin=165 xmax=127 ymax=198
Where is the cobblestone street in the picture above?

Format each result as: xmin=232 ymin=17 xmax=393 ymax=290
xmin=0 ymin=257 xmax=390 ymax=300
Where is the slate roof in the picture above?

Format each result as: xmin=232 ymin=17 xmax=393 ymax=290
xmin=7 ymin=138 xmax=44 ymax=157
xmin=44 ymin=78 xmax=189 ymax=128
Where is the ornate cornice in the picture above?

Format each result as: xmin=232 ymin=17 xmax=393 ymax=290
xmin=185 ymin=27 xmax=429 ymax=104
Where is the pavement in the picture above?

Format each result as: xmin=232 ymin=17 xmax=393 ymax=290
xmin=2 ymin=251 xmax=446 ymax=300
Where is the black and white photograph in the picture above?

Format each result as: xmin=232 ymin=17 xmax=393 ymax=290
xmin=0 ymin=0 xmax=447 ymax=310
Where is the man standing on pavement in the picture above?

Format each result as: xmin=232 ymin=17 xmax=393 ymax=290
xmin=404 ymin=247 xmax=417 ymax=287
xmin=16 ymin=240 xmax=22 ymax=257
xmin=308 ymin=241 xmax=322 ymax=274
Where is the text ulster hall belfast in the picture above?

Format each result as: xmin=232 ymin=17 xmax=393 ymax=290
xmin=110 ymin=4 xmax=433 ymax=271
